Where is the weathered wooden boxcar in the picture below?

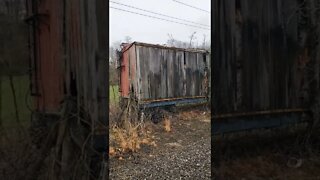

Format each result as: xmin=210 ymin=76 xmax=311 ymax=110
xmin=119 ymin=42 xmax=210 ymax=109
xmin=213 ymin=0 xmax=320 ymax=134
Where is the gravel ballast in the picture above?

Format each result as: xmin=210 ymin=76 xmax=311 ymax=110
xmin=109 ymin=110 xmax=211 ymax=180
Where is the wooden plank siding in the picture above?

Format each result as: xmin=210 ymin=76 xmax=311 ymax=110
xmin=213 ymin=0 xmax=320 ymax=116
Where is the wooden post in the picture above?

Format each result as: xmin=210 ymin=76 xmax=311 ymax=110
xmin=93 ymin=0 xmax=108 ymax=177
xmin=0 ymin=75 xmax=2 ymax=128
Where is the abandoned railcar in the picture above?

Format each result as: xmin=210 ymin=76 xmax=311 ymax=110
xmin=119 ymin=42 xmax=210 ymax=109
xmin=213 ymin=0 xmax=320 ymax=134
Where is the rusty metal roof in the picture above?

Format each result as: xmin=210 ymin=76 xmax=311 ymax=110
xmin=123 ymin=41 xmax=210 ymax=53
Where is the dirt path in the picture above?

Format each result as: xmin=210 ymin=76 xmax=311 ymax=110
xmin=109 ymin=110 xmax=211 ymax=180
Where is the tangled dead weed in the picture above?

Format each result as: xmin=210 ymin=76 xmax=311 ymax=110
xmin=109 ymin=124 xmax=157 ymax=158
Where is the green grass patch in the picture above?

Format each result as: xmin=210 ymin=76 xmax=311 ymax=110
xmin=1 ymin=78 xmax=120 ymax=127
xmin=110 ymin=85 xmax=119 ymax=104
xmin=0 ymin=75 xmax=31 ymax=127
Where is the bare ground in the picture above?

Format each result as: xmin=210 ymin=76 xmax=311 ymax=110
xmin=214 ymin=125 xmax=320 ymax=180
xmin=109 ymin=109 xmax=211 ymax=180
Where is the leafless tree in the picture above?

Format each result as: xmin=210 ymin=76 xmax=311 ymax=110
xmin=189 ymin=31 xmax=197 ymax=48
xmin=124 ymin=36 xmax=132 ymax=43
xmin=109 ymin=40 xmax=124 ymax=86
xmin=166 ymin=32 xmax=210 ymax=50
xmin=202 ymin=34 xmax=207 ymax=49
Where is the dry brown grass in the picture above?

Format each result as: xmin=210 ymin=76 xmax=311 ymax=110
xmin=109 ymin=103 xmax=156 ymax=157
xmin=109 ymin=104 xmax=210 ymax=158
xmin=109 ymin=146 xmax=116 ymax=156
xmin=163 ymin=117 xmax=171 ymax=132
xmin=109 ymin=104 xmax=122 ymax=125
xmin=178 ymin=109 xmax=210 ymax=121
xmin=109 ymin=124 xmax=156 ymax=157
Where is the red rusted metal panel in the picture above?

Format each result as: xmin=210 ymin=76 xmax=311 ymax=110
xmin=129 ymin=44 xmax=137 ymax=97
xmin=120 ymin=44 xmax=131 ymax=98
xmin=27 ymin=0 xmax=64 ymax=113
xmin=27 ymin=1 xmax=107 ymax=134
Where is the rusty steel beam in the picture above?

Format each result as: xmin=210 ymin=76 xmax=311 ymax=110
xmin=213 ymin=113 xmax=306 ymax=134
xmin=213 ymin=108 xmax=309 ymax=119
xmin=141 ymin=96 xmax=207 ymax=103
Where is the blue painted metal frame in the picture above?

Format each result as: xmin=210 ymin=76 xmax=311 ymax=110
xmin=213 ymin=113 xmax=306 ymax=135
xmin=139 ymin=97 xmax=208 ymax=109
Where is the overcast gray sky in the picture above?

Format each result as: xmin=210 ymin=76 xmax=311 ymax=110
xmin=109 ymin=0 xmax=211 ymax=46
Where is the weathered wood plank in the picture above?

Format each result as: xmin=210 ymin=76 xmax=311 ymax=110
xmin=133 ymin=44 xmax=209 ymax=101
xmin=213 ymin=0 xmax=311 ymax=115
